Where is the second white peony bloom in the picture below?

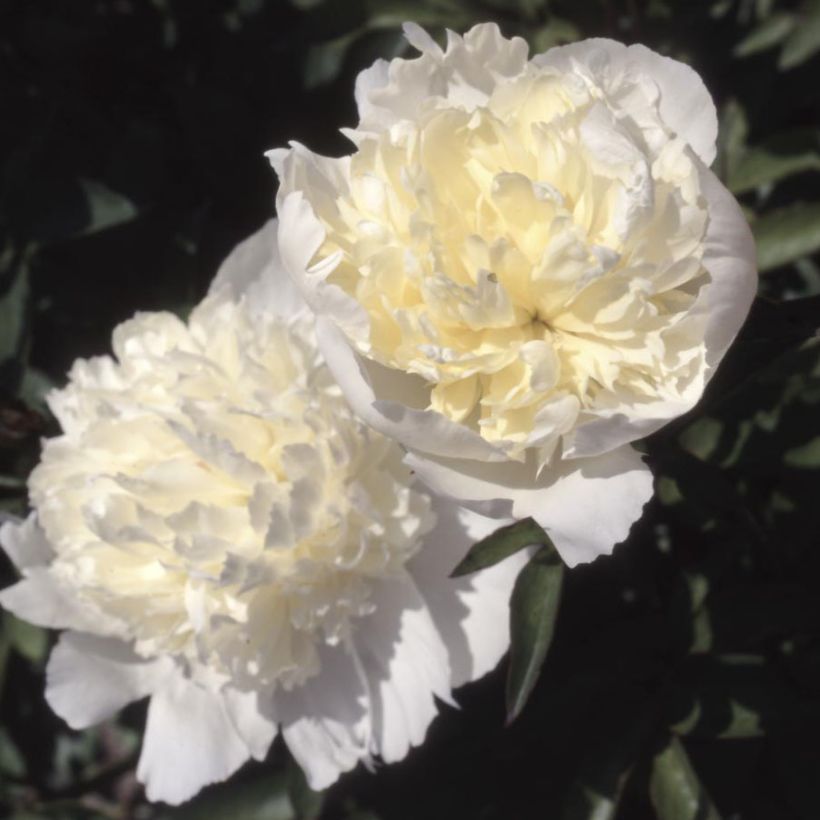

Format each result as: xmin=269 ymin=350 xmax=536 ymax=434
xmin=0 ymin=221 xmax=527 ymax=805
xmin=272 ymin=23 xmax=757 ymax=566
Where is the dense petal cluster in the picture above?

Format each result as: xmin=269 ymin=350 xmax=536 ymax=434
xmin=0 ymin=223 xmax=527 ymax=804
xmin=29 ymin=295 xmax=429 ymax=690
xmin=273 ymin=23 xmax=757 ymax=565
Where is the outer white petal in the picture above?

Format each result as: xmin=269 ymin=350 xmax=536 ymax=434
xmin=137 ymin=675 xmax=251 ymax=805
xmin=0 ymin=569 xmax=119 ymax=634
xmin=407 ymin=498 xmax=529 ymax=688
xmin=316 ymin=318 xmax=507 ymax=462
xmin=354 ymin=22 xmax=529 ymax=130
xmin=46 ymin=632 xmax=173 ymax=729
xmin=355 ymin=572 xmax=452 ymax=764
xmin=564 ymin=162 xmax=757 ymax=461
xmin=222 ymin=686 xmax=278 ymax=762
xmin=276 ymin=642 xmax=372 ymax=790
xmin=275 ymin=191 xmax=370 ymax=345
xmin=0 ymin=514 xmax=53 ymax=570
xmin=537 ymin=38 xmax=718 ymax=166
xmin=209 ymin=217 xmax=309 ymax=322
xmin=699 ymin=165 xmax=758 ymax=369
xmin=405 ymin=447 xmax=653 ymax=567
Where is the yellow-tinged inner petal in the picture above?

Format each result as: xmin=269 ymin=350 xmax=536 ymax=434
xmin=297 ymin=66 xmax=710 ymax=460
xmin=31 ymin=297 xmax=435 ymax=690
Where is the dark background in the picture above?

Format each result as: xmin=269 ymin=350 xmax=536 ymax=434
xmin=2 ymin=1 xmax=820 ymax=818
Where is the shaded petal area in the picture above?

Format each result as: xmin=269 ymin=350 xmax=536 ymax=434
xmin=46 ymin=632 xmax=173 ymax=729
xmin=137 ymin=675 xmax=252 ymax=805
xmin=405 ymin=446 xmax=653 ymax=567
xmin=407 ymin=499 xmax=530 ymax=688
xmin=276 ymin=642 xmax=372 ymax=790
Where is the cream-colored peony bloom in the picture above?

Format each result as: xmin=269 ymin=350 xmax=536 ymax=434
xmin=272 ymin=23 xmax=757 ymax=565
xmin=0 ymin=221 xmax=527 ymax=804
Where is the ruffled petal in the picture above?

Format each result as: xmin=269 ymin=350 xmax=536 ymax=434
xmin=275 ymin=191 xmax=371 ymax=345
xmin=137 ymin=675 xmax=251 ymax=805
xmin=276 ymin=642 xmax=372 ymax=790
xmin=355 ymin=571 xmax=452 ymax=763
xmin=354 ymin=22 xmax=529 ymax=130
xmin=564 ymin=161 xmax=757 ymax=461
xmin=222 ymin=686 xmax=278 ymax=762
xmin=405 ymin=446 xmax=653 ymax=567
xmin=537 ymin=38 xmax=718 ymax=166
xmin=316 ymin=318 xmax=506 ymax=462
xmin=46 ymin=632 xmax=173 ymax=729
xmin=0 ymin=569 xmax=119 ymax=634
xmin=407 ymin=498 xmax=529 ymax=688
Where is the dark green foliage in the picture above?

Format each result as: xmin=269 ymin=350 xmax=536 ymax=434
xmin=1 ymin=0 xmax=820 ymax=818
xmin=450 ymin=517 xmax=550 ymax=577
xmin=506 ymin=543 xmax=564 ymax=723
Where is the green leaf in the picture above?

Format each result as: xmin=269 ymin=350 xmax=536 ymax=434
xmin=78 ymin=179 xmax=139 ymax=237
xmin=18 ymin=366 xmax=57 ymax=417
xmin=667 ymin=654 xmax=789 ymax=740
xmin=4 ymin=612 xmax=48 ymax=665
xmin=784 ymin=435 xmax=820 ymax=467
xmin=303 ymin=31 xmax=361 ymax=89
xmin=728 ymin=130 xmax=820 ymax=193
xmin=157 ymin=771 xmax=296 ymax=820
xmin=734 ymin=12 xmax=795 ymax=57
xmin=287 ymin=755 xmax=325 ymax=820
xmin=715 ymin=99 xmax=748 ymax=184
xmin=779 ymin=0 xmax=820 ymax=69
xmin=529 ymin=18 xmax=581 ymax=52
xmin=3 ymin=612 xmax=48 ymax=663
xmin=0 ymin=727 xmax=26 ymax=778
xmin=562 ymin=698 xmax=663 ymax=820
xmin=451 ymin=517 xmax=550 ymax=577
xmin=505 ymin=543 xmax=564 ymax=723
xmin=754 ymin=202 xmax=820 ymax=272
xmin=649 ymin=736 xmax=722 ymax=820
xmin=0 ymin=244 xmax=31 ymax=379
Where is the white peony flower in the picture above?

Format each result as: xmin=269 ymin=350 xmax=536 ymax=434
xmin=271 ymin=23 xmax=757 ymax=567
xmin=0 ymin=220 xmax=528 ymax=805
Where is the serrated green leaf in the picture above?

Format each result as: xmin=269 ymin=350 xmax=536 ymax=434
xmin=451 ymin=517 xmax=549 ymax=577
xmin=754 ymin=202 xmax=820 ymax=271
xmin=505 ymin=543 xmax=563 ymax=723
xmin=728 ymin=131 xmax=820 ymax=193
xmin=779 ymin=0 xmax=820 ymax=68
xmin=649 ymin=736 xmax=722 ymax=820
xmin=734 ymin=12 xmax=795 ymax=56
